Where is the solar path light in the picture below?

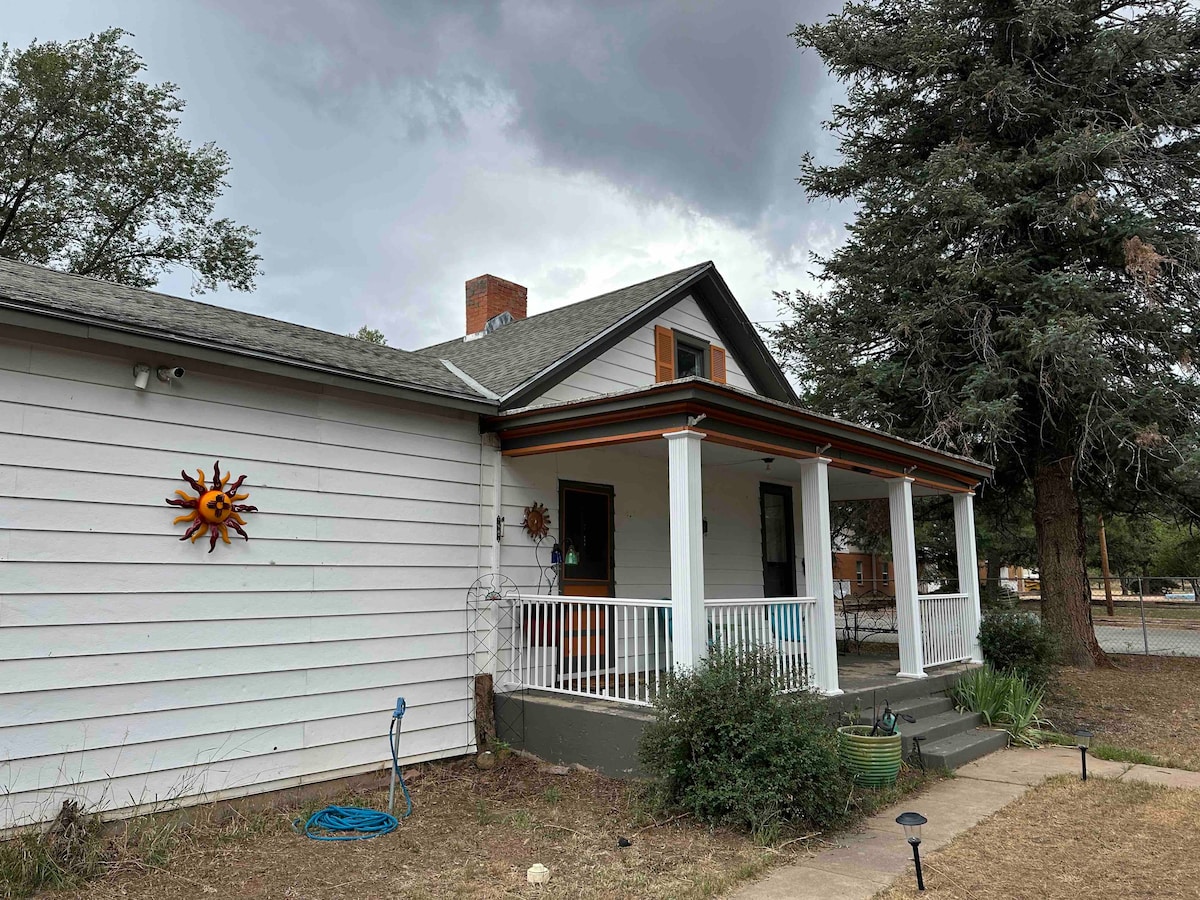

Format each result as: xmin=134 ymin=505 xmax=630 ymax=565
xmin=1075 ymin=728 xmax=1093 ymax=781
xmin=896 ymin=811 xmax=928 ymax=891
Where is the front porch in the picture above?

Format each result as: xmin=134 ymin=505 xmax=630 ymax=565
xmin=483 ymin=379 xmax=992 ymax=705
xmin=495 ymin=653 xmax=987 ymax=778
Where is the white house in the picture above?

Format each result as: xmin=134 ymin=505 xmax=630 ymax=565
xmin=0 ymin=259 xmax=991 ymax=828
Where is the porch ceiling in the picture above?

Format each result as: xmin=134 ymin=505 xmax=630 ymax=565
xmin=599 ymin=439 xmax=946 ymax=499
xmin=484 ymin=379 xmax=992 ymax=495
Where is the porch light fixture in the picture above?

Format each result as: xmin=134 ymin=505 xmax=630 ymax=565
xmin=896 ymin=812 xmax=927 ymax=891
xmin=1074 ymin=728 xmax=1093 ymax=781
xmin=762 ymin=457 xmax=774 ymax=472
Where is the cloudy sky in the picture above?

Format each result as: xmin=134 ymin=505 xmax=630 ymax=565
xmin=5 ymin=1 xmax=849 ymax=349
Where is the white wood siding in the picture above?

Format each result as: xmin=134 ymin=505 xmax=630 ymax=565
xmin=535 ymin=295 xmax=756 ymax=404
xmin=0 ymin=333 xmax=483 ymax=829
xmin=486 ymin=445 xmax=808 ymax=603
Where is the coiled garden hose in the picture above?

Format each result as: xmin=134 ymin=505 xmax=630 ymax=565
xmin=294 ymin=698 xmax=412 ymax=841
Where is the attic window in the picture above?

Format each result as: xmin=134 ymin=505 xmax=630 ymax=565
xmin=675 ymin=334 xmax=708 ymax=378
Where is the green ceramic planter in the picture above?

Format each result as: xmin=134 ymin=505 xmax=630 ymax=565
xmin=837 ymin=725 xmax=903 ymax=787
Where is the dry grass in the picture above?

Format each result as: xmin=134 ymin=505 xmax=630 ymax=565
xmin=875 ymin=776 xmax=1200 ymax=899
xmin=1043 ymin=654 xmax=1200 ymax=770
xmin=26 ymin=754 xmax=938 ymax=900
xmin=42 ymin=755 xmax=820 ymax=900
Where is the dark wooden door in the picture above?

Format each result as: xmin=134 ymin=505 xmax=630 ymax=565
xmin=559 ymin=481 xmax=615 ymax=597
xmin=558 ymin=481 xmax=615 ymax=676
xmin=761 ymin=483 xmax=797 ymax=597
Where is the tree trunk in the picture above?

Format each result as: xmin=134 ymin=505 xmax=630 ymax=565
xmin=1032 ymin=457 xmax=1111 ymax=668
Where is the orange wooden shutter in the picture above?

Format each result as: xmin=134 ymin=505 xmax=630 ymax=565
xmin=654 ymin=325 xmax=675 ymax=382
xmin=709 ymin=345 xmax=727 ymax=383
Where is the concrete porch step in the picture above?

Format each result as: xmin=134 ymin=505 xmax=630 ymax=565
xmin=899 ymin=710 xmax=984 ymax=753
xmin=853 ymin=694 xmax=954 ymax=725
xmin=919 ymin=727 xmax=1009 ymax=770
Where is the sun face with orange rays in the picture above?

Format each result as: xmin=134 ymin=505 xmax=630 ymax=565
xmin=166 ymin=460 xmax=258 ymax=553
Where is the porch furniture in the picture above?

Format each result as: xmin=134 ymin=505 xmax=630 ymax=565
xmin=837 ymin=590 xmax=898 ymax=652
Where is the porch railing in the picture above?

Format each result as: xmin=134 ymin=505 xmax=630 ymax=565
xmin=514 ymin=596 xmax=674 ymax=705
xmin=512 ymin=595 xmax=820 ymax=705
xmin=705 ymin=597 xmax=817 ymax=692
xmin=919 ymin=593 xmax=974 ymax=667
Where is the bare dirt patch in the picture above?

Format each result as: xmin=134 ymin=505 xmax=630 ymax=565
xmin=43 ymin=756 xmax=803 ymax=900
xmin=875 ymin=776 xmax=1200 ymax=899
xmin=1043 ymin=654 xmax=1200 ymax=770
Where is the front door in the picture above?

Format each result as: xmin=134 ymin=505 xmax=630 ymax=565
xmin=761 ymin=483 xmax=797 ymax=597
xmin=558 ymin=482 xmax=615 ymax=678
xmin=559 ymin=481 xmax=615 ymax=597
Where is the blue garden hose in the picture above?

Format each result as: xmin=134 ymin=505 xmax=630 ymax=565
xmin=295 ymin=696 xmax=412 ymax=841
xmin=297 ymin=805 xmax=399 ymax=841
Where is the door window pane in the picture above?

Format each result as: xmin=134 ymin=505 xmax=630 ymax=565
xmin=563 ymin=489 xmax=610 ymax=582
xmin=763 ymin=492 xmax=789 ymax=563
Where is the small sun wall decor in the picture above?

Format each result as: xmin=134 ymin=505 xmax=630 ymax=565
xmin=167 ymin=460 xmax=258 ymax=553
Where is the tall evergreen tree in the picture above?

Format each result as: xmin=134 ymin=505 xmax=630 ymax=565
xmin=777 ymin=1 xmax=1200 ymax=666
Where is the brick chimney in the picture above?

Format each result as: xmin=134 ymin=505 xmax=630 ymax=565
xmin=466 ymin=274 xmax=528 ymax=335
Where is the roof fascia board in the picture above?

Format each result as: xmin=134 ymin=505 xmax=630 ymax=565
xmin=0 ymin=305 xmax=499 ymax=415
xmin=501 ymin=265 xmax=796 ymax=409
xmin=499 ymin=265 xmax=716 ymax=409
xmin=690 ymin=266 xmax=798 ymax=404
xmin=487 ymin=383 xmax=991 ymax=482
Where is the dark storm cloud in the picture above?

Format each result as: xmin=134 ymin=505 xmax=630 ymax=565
xmin=210 ymin=0 xmax=843 ymax=235
xmin=8 ymin=0 xmax=850 ymax=349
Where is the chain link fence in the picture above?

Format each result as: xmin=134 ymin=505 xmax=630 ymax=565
xmin=983 ymin=575 xmax=1200 ymax=658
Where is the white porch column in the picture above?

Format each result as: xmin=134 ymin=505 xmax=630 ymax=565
xmin=799 ymin=457 xmax=842 ymax=695
xmin=888 ymin=477 xmax=926 ymax=678
xmin=954 ymin=491 xmax=985 ymax=663
xmin=664 ymin=429 xmax=706 ymax=669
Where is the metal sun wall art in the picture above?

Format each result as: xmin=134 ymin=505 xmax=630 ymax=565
xmin=167 ymin=460 xmax=258 ymax=553
xmin=523 ymin=502 xmax=551 ymax=540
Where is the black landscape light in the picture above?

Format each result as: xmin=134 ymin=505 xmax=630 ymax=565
xmin=1075 ymin=728 xmax=1093 ymax=781
xmin=896 ymin=811 xmax=927 ymax=891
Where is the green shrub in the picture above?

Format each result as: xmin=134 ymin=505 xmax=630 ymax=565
xmin=637 ymin=647 xmax=851 ymax=840
xmin=950 ymin=666 xmax=1050 ymax=747
xmin=979 ymin=610 xmax=1059 ymax=685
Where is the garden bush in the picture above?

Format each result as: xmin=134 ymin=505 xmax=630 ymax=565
xmin=637 ymin=647 xmax=851 ymax=840
xmin=979 ymin=609 xmax=1059 ymax=685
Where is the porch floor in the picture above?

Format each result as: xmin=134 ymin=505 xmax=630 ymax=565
xmin=836 ymin=649 xmax=979 ymax=698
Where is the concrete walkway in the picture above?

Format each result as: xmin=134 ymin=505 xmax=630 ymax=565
xmin=725 ymin=746 xmax=1200 ymax=900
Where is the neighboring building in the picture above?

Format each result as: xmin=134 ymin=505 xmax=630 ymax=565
xmin=0 ymin=259 xmax=990 ymax=828
xmin=833 ymin=549 xmax=894 ymax=598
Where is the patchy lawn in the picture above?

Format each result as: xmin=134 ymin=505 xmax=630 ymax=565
xmin=875 ymin=776 xmax=1200 ymax=899
xmin=1043 ymin=654 xmax=1200 ymax=770
xmin=32 ymin=756 xmax=934 ymax=900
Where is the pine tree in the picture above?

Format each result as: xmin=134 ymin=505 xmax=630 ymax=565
xmin=777 ymin=1 xmax=1200 ymax=666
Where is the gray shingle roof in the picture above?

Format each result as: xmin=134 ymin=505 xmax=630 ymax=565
xmin=417 ymin=262 xmax=712 ymax=397
xmin=0 ymin=258 xmax=485 ymax=402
